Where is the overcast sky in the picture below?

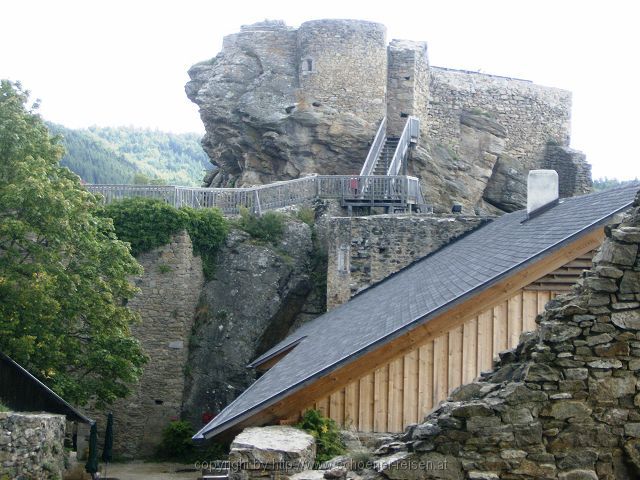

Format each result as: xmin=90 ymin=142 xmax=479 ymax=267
xmin=1 ymin=0 xmax=637 ymax=180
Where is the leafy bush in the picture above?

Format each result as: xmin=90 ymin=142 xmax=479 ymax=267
xmin=100 ymin=198 xmax=228 ymax=278
xmin=155 ymin=420 xmax=226 ymax=462
xmin=183 ymin=207 xmax=229 ymax=278
xmin=296 ymin=207 xmax=316 ymax=226
xmin=156 ymin=420 xmax=195 ymax=460
xmin=297 ymin=409 xmax=345 ymax=463
xmin=237 ymin=208 xmax=285 ymax=245
xmin=101 ymin=198 xmax=186 ymax=256
xmin=0 ymin=402 xmax=10 ymax=412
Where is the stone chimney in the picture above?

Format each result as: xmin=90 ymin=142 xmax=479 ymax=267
xmin=527 ymin=169 xmax=559 ymax=217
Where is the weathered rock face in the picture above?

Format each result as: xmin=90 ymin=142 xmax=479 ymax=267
xmin=183 ymin=222 xmax=316 ymax=427
xmin=375 ymin=190 xmax=640 ymax=479
xmin=414 ymin=111 xmax=512 ymax=215
xmin=186 ymin=20 xmax=385 ymax=187
xmin=229 ymin=426 xmax=316 ymax=480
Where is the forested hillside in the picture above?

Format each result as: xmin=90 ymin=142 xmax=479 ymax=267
xmin=593 ymin=177 xmax=639 ymax=191
xmin=48 ymin=123 xmax=210 ymax=185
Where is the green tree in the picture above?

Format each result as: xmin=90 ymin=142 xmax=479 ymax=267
xmin=0 ymin=80 xmax=146 ymax=406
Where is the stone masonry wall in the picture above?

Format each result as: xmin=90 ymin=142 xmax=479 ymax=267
xmin=386 ymin=40 xmax=429 ymax=137
xmin=377 ymin=190 xmax=640 ymax=480
xmin=297 ymin=20 xmax=387 ymax=124
xmin=0 ymin=413 xmax=66 ymax=479
xmin=326 ymin=214 xmax=489 ymax=309
xmin=544 ymin=144 xmax=593 ymax=198
xmin=86 ymin=231 xmax=204 ymax=458
xmin=427 ymin=67 xmax=572 ymax=171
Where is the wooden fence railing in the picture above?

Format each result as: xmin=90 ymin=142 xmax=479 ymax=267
xmin=86 ymin=175 xmax=424 ymax=215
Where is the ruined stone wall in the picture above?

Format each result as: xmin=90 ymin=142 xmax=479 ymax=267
xmin=0 ymin=413 xmax=66 ymax=479
xmin=427 ymin=67 xmax=572 ymax=170
xmin=544 ymin=144 xmax=593 ymax=198
xmin=326 ymin=214 xmax=489 ymax=309
xmin=386 ymin=40 xmax=429 ymax=137
xmin=297 ymin=20 xmax=387 ymax=124
xmin=377 ymin=191 xmax=640 ymax=480
xmin=86 ymin=231 xmax=204 ymax=458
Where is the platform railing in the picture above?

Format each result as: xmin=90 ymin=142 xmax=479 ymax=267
xmin=86 ymin=174 xmax=423 ymax=215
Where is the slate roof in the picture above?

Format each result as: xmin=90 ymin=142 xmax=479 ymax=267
xmin=194 ymin=184 xmax=639 ymax=440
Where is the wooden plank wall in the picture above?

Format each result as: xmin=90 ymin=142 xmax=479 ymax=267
xmin=307 ymin=288 xmax=558 ymax=432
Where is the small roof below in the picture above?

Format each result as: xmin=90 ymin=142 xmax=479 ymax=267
xmin=0 ymin=352 xmax=93 ymax=424
xmin=195 ymin=184 xmax=639 ymax=440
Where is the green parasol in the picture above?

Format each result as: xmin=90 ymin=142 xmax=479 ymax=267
xmin=85 ymin=422 xmax=99 ymax=476
xmin=102 ymin=413 xmax=113 ymax=463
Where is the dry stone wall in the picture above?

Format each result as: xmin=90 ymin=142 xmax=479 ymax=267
xmin=376 ymin=190 xmax=640 ymax=480
xmin=0 ymin=412 xmax=66 ymax=479
xmin=326 ymin=214 xmax=489 ymax=309
xmin=86 ymin=231 xmax=204 ymax=458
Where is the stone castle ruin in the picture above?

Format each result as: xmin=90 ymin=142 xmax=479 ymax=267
xmin=79 ymin=20 xmax=602 ymax=460
xmin=186 ymin=19 xmax=592 ymax=214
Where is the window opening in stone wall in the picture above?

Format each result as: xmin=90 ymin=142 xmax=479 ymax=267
xmin=337 ymin=245 xmax=349 ymax=274
xmin=302 ymin=57 xmax=315 ymax=74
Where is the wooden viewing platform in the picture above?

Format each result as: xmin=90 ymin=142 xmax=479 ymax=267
xmin=86 ymin=175 xmax=426 ymax=215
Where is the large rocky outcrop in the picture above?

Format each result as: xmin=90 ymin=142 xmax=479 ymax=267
xmin=187 ymin=20 xmax=593 ymax=214
xmin=183 ymin=222 xmax=319 ymax=427
xmin=375 ymin=190 xmax=640 ymax=479
xmin=413 ymin=111 xmax=512 ymax=215
xmin=186 ymin=21 xmax=377 ymax=187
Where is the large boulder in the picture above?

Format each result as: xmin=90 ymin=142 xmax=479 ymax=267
xmin=229 ymin=426 xmax=316 ymax=480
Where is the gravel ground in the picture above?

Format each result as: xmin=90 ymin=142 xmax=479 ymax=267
xmin=99 ymin=461 xmax=199 ymax=480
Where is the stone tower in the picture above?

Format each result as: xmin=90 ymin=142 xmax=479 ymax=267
xmin=386 ymin=39 xmax=429 ymax=137
xmin=297 ymin=19 xmax=388 ymax=124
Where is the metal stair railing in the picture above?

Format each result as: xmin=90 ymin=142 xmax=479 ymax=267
xmin=386 ymin=116 xmax=420 ymax=176
xmin=359 ymin=117 xmax=387 ymax=177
